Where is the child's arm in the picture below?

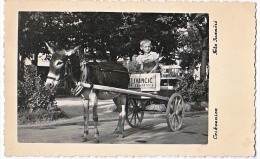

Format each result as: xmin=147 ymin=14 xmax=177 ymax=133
xmin=140 ymin=63 xmax=145 ymax=73
xmin=136 ymin=55 xmax=145 ymax=73
xmin=149 ymin=59 xmax=159 ymax=73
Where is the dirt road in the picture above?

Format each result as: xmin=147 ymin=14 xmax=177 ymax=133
xmin=18 ymin=97 xmax=208 ymax=144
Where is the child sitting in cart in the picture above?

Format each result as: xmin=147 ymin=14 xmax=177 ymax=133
xmin=136 ymin=39 xmax=159 ymax=73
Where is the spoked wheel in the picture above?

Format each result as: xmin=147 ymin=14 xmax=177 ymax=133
xmin=166 ymin=93 xmax=185 ymax=131
xmin=126 ymin=98 xmax=145 ymax=128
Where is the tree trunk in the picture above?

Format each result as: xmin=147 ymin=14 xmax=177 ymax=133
xmin=18 ymin=54 xmax=25 ymax=81
xmin=200 ymin=38 xmax=208 ymax=81
xmin=78 ymin=46 xmax=84 ymax=59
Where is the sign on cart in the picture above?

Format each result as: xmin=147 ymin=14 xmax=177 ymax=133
xmin=129 ymin=73 xmax=160 ymax=91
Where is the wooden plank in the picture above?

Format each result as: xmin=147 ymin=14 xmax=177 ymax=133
xmin=160 ymin=86 xmax=175 ymax=90
xmin=160 ymin=77 xmax=181 ymax=80
xmin=80 ymin=82 xmax=169 ymax=101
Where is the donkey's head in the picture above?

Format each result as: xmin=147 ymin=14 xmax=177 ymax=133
xmin=45 ymin=42 xmax=80 ymax=91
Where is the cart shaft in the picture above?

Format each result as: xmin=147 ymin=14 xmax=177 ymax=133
xmin=80 ymin=82 xmax=169 ymax=101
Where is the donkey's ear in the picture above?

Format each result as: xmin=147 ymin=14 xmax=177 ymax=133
xmin=45 ymin=42 xmax=56 ymax=54
xmin=65 ymin=45 xmax=80 ymax=56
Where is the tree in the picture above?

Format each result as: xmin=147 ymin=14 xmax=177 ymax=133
xmin=187 ymin=14 xmax=209 ymax=81
xmin=18 ymin=12 xmax=209 ymax=80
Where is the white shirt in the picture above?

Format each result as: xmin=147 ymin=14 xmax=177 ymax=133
xmin=136 ymin=51 xmax=159 ymax=64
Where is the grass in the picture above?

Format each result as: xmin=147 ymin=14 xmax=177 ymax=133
xmin=18 ymin=107 xmax=68 ymax=125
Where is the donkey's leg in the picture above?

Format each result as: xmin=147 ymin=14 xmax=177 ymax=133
xmin=89 ymin=90 xmax=99 ymax=143
xmin=113 ymin=96 xmax=122 ymax=134
xmin=81 ymin=94 xmax=89 ymax=142
xmin=113 ymin=98 xmax=122 ymax=112
xmin=113 ymin=95 xmax=127 ymax=138
xmin=119 ymin=95 xmax=127 ymax=137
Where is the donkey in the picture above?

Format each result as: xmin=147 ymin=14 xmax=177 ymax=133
xmin=44 ymin=42 xmax=130 ymax=143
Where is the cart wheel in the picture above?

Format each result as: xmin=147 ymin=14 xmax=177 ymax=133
xmin=166 ymin=93 xmax=185 ymax=131
xmin=126 ymin=99 xmax=145 ymax=128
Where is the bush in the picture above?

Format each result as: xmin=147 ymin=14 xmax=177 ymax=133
xmin=18 ymin=65 xmax=50 ymax=111
xmin=177 ymin=74 xmax=208 ymax=110
xmin=18 ymin=65 xmax=68 ymax=124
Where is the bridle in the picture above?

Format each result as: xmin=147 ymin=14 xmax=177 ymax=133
xmin=47 ymin=76 xmax=59 ymax=81
xmin=46 ymin=58 xmax=76 ymax=84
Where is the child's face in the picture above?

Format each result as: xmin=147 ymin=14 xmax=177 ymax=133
xmin=141 ymin=43 xmax=151 ymax=54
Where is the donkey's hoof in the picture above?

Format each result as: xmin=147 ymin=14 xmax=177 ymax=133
xmin=119 ymin=134 xmax=124 ymax=138
xmin=114 ymin=128 xmax=122 ymax=134
xmin=94 ymin=138 xmax=100 ymax=143
xmin=82 ymin=133 xmax=88 ymax=142
xmin=82 ymin=137 xmax=88 ymax=142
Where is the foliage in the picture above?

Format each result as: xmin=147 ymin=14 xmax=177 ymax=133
xmin=18 ymin=107 xmax=68 ymax=125
xmin=177 ymin=74 xmax=208 ymax=104
xmin=177 ymin=14 xmax=208 ymax=69
xmin=18 ymin=65 xmax=50 ymax=111
xmin=18 ymin=12 xmax=209 ymax=83
xmin=18 ymin=12 xmax=208 ymax=65
xmin=18 ymin=12 xmax=209 ymax=104
xmin=18 ymin=65 xmax=67 ymax=124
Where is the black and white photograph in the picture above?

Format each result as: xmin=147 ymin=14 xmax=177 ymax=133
xmin=17 ymin=12 xmax=209 ymax=144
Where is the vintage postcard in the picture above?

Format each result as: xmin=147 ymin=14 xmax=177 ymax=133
xmin=4 ymin=0 xmax=256 ymax=157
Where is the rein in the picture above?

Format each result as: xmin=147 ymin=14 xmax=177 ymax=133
xmin=46 ymin=72 xmax=76 ymax=85
xmin=47 ymin=59 xmax=129 ymax=85
xmin=89 ymin=62 xmax=129 ymax=74
xmin=47 ymin=76 xmax=58 ymax=81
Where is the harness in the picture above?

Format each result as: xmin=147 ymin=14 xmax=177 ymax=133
xmin=57 ymin=60 xmax=129 ymax=96
xmin=46 ymin=76 xmax=58 ymax=81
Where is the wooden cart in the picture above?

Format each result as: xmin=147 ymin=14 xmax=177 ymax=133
xmin=80 ymin=71 xmax=185 ymax=132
